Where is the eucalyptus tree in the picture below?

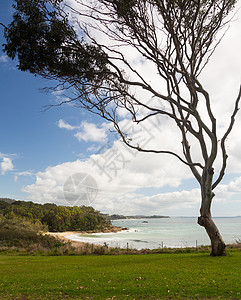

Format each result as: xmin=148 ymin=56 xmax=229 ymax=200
xmin=2 ymin=0 xmax=241 ymax=256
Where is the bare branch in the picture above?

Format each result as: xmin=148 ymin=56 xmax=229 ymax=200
xmin=213 ymin=85 xmax=241 ymax=189
xmin=113 ymin=121 xmax=204 ymax=170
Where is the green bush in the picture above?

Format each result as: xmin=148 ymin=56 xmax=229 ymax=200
xmin=0 ymin=215 xmax=66 ymax=253
xmin=0 ymin=199 xmax=111 ymax=232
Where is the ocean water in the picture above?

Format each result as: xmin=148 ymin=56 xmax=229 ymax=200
xmin=65 ymin=217 xmax=241 ymax=250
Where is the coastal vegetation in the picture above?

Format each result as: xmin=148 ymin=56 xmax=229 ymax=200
xmin=0 ymin=198 xmax=113 ymax=254
xmin=1 ymin=252 xmax=241 ymax=299
xmin=0 ymin=198 xmax=111 ymax=232
xmin=0 ymin=215 xmax=66 ymax=254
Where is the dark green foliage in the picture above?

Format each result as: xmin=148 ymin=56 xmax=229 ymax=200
xmin=3 ymin=0 xmax=236 ymax=83
xmin=0 ymin=200 xmax=111 ymax=254
xmin=3 ymin=0 xmax=109 ymax=83
xmin=0 ymin=200 xmax=111 ymax=232
xmin=111 ymin=0 xmax=138 ymax=18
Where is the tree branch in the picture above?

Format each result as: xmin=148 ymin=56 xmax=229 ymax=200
xmin=213 ymin=85 xmax=241 ymax=189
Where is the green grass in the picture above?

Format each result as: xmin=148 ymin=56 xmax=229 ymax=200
xmin=1 ymin=251 xmax=241 ymax=299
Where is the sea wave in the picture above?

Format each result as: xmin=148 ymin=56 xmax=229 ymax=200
xmin=93 ymin=228 xmax=139 ymax=235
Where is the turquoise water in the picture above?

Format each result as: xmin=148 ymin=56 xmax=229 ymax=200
xmin=66 ymin=217 xmax=241 ymax=250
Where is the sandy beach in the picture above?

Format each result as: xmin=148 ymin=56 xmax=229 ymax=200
xmin=44 ymin=225 xmax=127 ymax=249
xmin=45 ymin=231 xmax=87 ymax=248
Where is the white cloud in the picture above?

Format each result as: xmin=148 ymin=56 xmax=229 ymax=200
xmin=74 ymin=121 xmax=108 ymax=143
xmin=226 ymin=177 xmax=241 ymax=193
xmin=58 ymin=119 xmax=110 ymax=143
xmin=87 ymin=145 xmax=102 ymax=152
xmin=22 ymin=122 xmax=195 ymax=214
xmin=14 ymin=171 xmax=34 ymax=182
xmin=0 ymin=157 xmax=14 ymax=175
xmin=58 ymin=119 xmax=77 ymax=130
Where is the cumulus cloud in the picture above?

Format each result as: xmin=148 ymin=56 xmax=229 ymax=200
xmin=22 ymin=152 xmax=241 ymax=215
xmin=58 ymin=119 xmax=77 ymax=130
xmin=58 ymin=119 xmax=110 ymax=143
xmin=22 ymin=121 xmax=196 ymax=214
xmin=74 ymin=121 xmax=108 ymax=143
xmin=22 ymin=110 xmax=241 ymax=216
xmin=0 ymin=157 xmax=14 ymax=175
xmin=226 ymin=177 xmax=241 ymax=193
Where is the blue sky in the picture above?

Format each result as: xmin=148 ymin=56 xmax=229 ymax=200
xmin=0 ymin=1 xmax=100 ymax=195
xmin=1 ymin=0 xmax=241 ymax=217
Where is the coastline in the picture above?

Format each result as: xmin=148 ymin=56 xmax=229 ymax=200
xmin=45 ymin=217 xmax=241 ymax=251
xmin=44 ymin=225 xmax=127 ymax=249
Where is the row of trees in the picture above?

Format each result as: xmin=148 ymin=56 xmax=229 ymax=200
xmin=0 ymin=199 xmax=111 ymax=232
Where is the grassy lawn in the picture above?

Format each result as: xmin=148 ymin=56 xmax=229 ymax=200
xmin=0 ymin=251 xmax=241 ymax=299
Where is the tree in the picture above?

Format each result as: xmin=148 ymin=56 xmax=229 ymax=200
xmin=2 ymin=0 xmax=241 ymax=256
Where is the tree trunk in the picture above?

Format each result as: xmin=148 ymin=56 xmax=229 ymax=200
xmin=198 ymin=168 xmax=226 ymax=256
xmin=198 ymin=215 xmax=226 ymax=256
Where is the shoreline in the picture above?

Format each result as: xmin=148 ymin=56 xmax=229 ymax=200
xmin=44 ymin=225 xmax=128 ymax=249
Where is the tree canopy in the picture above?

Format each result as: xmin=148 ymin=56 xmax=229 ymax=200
xmin=0 ymin=199 xmax=111 ymax=232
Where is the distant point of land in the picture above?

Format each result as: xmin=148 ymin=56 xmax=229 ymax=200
xmin=107 ymin=214 xmax=170 ymax=220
